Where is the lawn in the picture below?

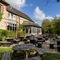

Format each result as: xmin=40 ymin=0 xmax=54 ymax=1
xmin=42 ymin=53 xmax=60 ymax=60
xmin=0 ymin=48 xmax=13 ymax=60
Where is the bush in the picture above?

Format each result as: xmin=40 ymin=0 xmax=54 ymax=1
xmin=18 ymin=30 xmax=26 ymax=36
xmin=0 ymin=29 xmax=14 ymax=39
xmin=6 ymin=30 xmax=14 ymax=37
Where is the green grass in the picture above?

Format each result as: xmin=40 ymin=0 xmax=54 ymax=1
xmin=42 ymin=53 xmax=60 ymax=60
xmin=0 ymin=48 xmax=13 ymax=60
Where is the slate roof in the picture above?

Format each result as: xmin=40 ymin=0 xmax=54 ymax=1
xmin=6 ymin=6 xmax=34 ymax=22
xmin=0 ymin=0 xmax=9 ymax=5
xmin=23 ymin=21 xmax=41 ymax=28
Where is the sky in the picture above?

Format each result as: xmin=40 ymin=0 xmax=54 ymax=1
xmin=5 ymin=0 xmax=60 ymax=26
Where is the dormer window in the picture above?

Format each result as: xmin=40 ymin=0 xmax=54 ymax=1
xmin=0 ymin=5 xmax=2 ymax=12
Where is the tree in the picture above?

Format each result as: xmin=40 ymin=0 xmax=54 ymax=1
xmin=17 ymin=24 xmax=26 ymax=36
xmin=52 ymin=18 xmax=60 ymax=35
xmin=42 ymin=19 xmax=51 ymax=34
xmin=46 ymin=0 xmax=60 ymax=5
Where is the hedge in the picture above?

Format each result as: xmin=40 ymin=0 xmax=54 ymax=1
xmin=0 ymin=29 xmax=14 ymax=40
xmin=18 ymin=30 xmax=26 ymax=36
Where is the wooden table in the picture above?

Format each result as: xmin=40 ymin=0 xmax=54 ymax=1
xmin=12 ymin=43 xmax=35 ymax=60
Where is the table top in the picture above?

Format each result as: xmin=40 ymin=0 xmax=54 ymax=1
xmin=12 ymin=43 xmax=35 ymax=51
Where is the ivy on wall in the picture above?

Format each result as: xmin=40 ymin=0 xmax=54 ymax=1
xmin=0 ymin=13 xmax=2 ymax=21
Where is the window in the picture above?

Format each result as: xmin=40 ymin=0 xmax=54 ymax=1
xmin=9 ymin=13 xmax=15 ymax=20
xmin=7 ymin=23 xmax=16 ymax=31
xmin=13 ymin=15 xmax=15 ymax=20
xmin=11 ymin=13 xmax=13 ymax=19
xmin=0 ymin=5 xmax=2 ymax=12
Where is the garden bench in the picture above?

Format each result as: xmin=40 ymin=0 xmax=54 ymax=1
xmin=6 ymin=38 xmax=14 ymax=44
xmin=30 ymin=39 xmax=36 ymax=44
xmin=49 ymin=42 xmax=54 ymax=49
xmin=57 ymin=39 xmax=60 ymax=45
xmin=13 ymin=39 xmax=20 ymax=44
xmin=18 ymin=36 xmax=24 ymax=41
xmin=57 ymin=45 xmax=60 ymax=52
xmin=35 ymin=47 xmax=45 ymax=58
xmin=37 ymin=42 xmax=42 ymax=48
xmin=0 ymin=42 xmax=11 ymax=47
xmin=2 ymin=52 xmax=11 ymax=60
xmin=26 ymin=36 xmax=30 ymax=40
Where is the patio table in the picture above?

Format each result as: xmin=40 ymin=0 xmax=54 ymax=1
xmin=12 ymin=43 xmax=35 ymax=60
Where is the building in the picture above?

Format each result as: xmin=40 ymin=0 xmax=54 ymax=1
xmin=0 ymin=0 xmax=42 ymax=35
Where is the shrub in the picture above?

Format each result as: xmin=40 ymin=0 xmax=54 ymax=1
xmin=6 ymin=30 xmax=14 ymax=38
xmin=18 ymin=30 xmax=26 ymax=36
xmin=0 ymin=29 xmax=14 ymax=38
xmin=17 ymin=24 xmax=26 ymax=37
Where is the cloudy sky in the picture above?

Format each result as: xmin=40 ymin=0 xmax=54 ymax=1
xmin=5 ymin=0 xmax=60 ymax=25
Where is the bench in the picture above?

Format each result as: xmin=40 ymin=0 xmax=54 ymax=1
xmin=35 ymin=47 xmax=45 ymax=58
xmin=37 ymin=42 xmax=42 ymax=48
xmin=13 ymin=39 xmax=20 ymax=44
xmin=6 ymin=38 xmax=14 ymax=44
xmin=49 ymin=42 xmax=54 ymax=49
xmin=0 ymin=42 xmax=11 ymax=47
xmin=2 ymin=52 xmax=11 ymax=60
xmin=57 ymin=45 xmax=60 ymax=52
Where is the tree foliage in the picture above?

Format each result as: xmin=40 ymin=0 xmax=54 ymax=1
xmin=42 ymin=19 xmax=51 ymax=33
xmin=42 ymin=18 xmax=60 ymax=35
xmin=17 ymin=24 xmax=26 ymax=36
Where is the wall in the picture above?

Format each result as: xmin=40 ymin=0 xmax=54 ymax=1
xmin=0 ymin=3 xmax=7 ymax=30
xmin=20 ymin=17 xmax=29 ymax=24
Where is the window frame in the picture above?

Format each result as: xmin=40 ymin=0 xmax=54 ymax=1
xmin=9 ymin=13 xmax=16 ymax=20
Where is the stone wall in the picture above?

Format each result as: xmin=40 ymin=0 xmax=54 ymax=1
xmin=20 ymin=17 xmax=28 ymax=24
xmin=0 ymin=3 xmax=7 ymax=30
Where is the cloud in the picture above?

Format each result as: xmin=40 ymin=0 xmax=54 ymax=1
xmin=45 ymin=16 xmax=54 ymax=20
xmin=56 ymin=14 xmax=60 ymax=18
xmin=6 ymin=0 xmax=26 ymax=9
xmin=33 ymin=6 xmax=54 ymax=21
xmin=33 ymin=6 xmax=45 ymax=21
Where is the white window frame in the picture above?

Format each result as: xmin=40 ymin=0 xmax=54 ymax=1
xmin=0 ymin=5 xmax=2 ymax=12
xmin=9 ymin=13 xmax=15 ymax=20
xmin=13 ymin=15 xmax=15 ymax=20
